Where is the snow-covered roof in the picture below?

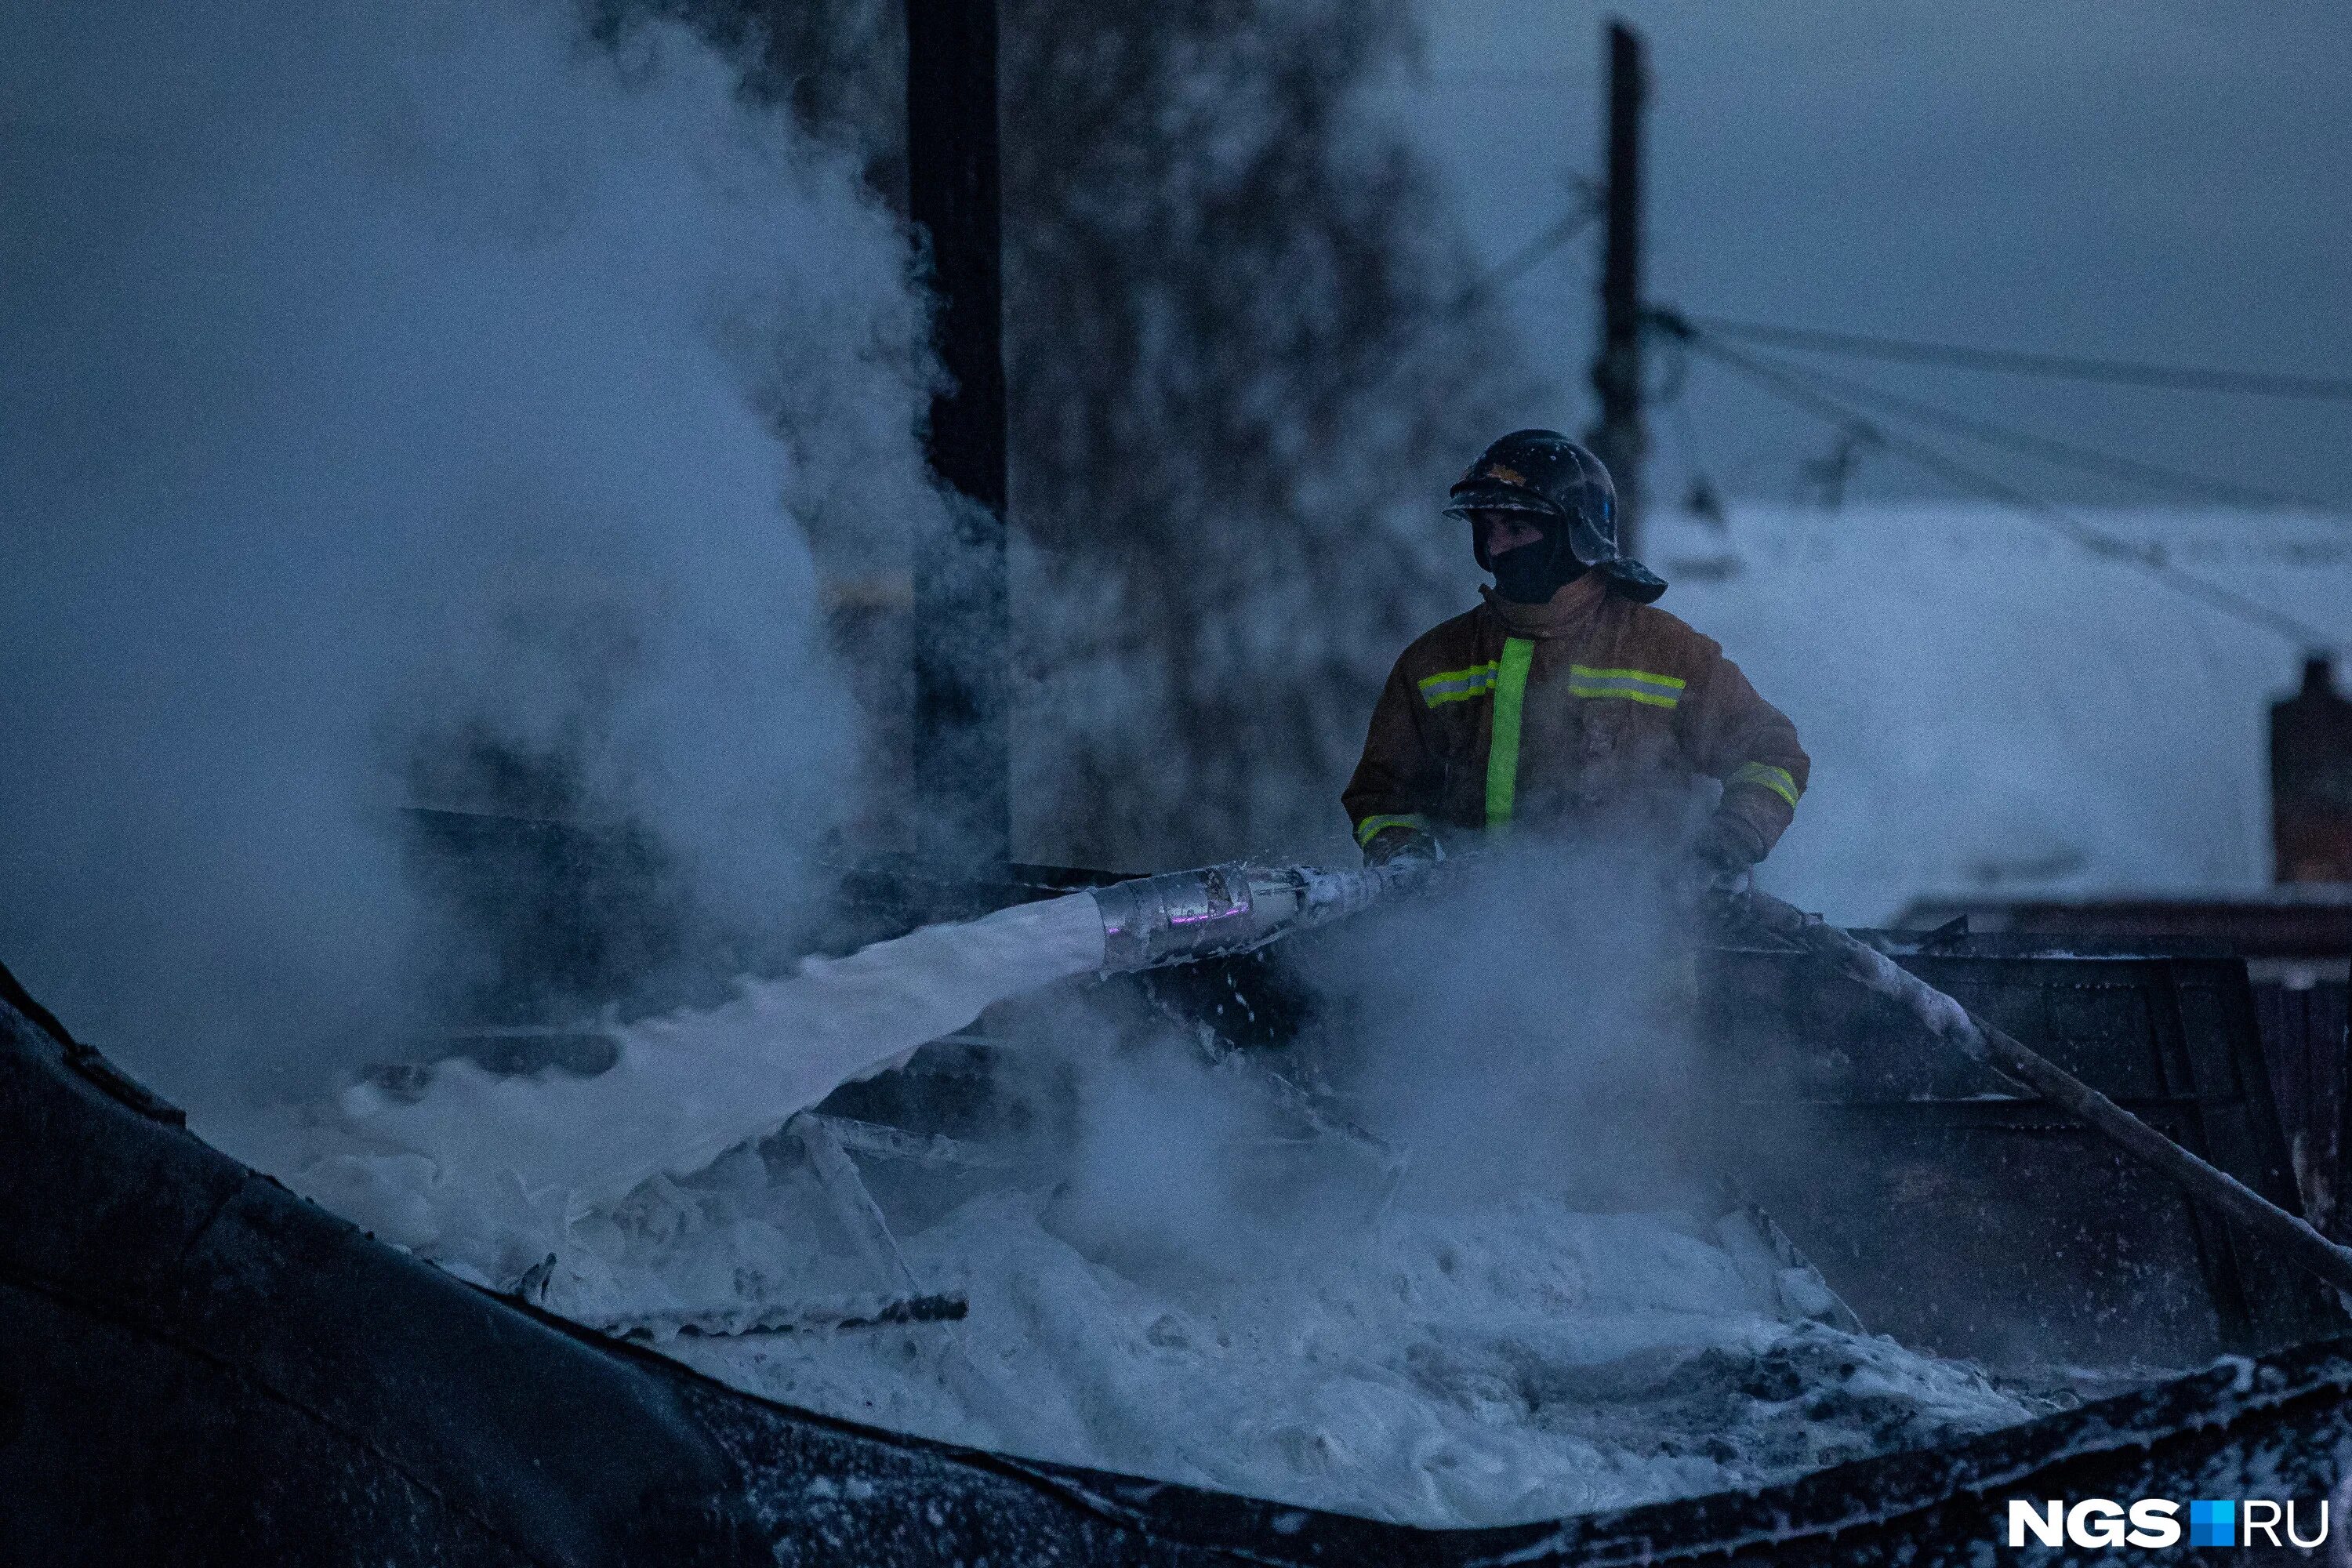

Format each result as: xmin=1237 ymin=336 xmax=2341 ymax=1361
xmin=1646 ymin=502 xmax=2352 ymax=924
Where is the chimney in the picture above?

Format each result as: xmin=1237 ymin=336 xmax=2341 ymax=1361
xmin=2270 ymin=655 xmax=2352 ymax=884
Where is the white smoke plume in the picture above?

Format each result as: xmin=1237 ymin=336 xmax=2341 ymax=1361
xmin=0 ymin=0 xmax=944 ymax=1102
xmin=1258 ymin=837 xmax=1708 ymax=1221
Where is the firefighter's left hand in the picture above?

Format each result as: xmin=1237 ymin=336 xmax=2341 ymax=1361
xmin=1363 ymin=824 xmax=1442 ymax=870
xmin=1692 ymin=815 xmax=1764 ymax=878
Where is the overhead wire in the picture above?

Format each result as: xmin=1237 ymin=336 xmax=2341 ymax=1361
xmin=1456 ymin=244 xmax=2342 ymax=511
xmin=1666 ymin=325 xmax=2339 ymax=652
xmin=1396 ymin=205 xmax=2342 ymax=647
xmin=1682 ymin=313 xmax=2352 ymax=403
xmin=1450 ymin=189 xmax=1601 ymax=317
xmin=1662 ymin=395 xmax=1723 ymax=517
xmin=1312 ymin=186 xmax=1597 ymax=425
xmin=1342 ymin=188 xmax=1597 ymax=400
xmin=1650 ymin=330 xmax=1733 ymax=517
xmin=1641 ymin=321 xmax=2339 ymax=515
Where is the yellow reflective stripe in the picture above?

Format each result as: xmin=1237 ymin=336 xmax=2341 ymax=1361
xmin=1731 ymin=761 xmax=1801 ymax=808
xmin=1418 ymin=662 xmax=1498 ymax=707
xmin=1354 ymin=812 xmax=1428 ymax=846
xmin=1566 ymin=664 xmax=1684 ymax=709
xmin=1567 ymin=683 xmax=1679 ymax=709
xmin=1485 ymin=637 xmax=1534 ymax=831
xmin=1569 ymin=665 xmax=1686 ymax=688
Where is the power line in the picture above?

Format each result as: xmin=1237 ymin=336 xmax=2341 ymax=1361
xmin=1452 ymin=191 xmax=1600 ymax=315
xmin=1684 ymin=313 xmax=2352 ymax=403
xmin=1642 ymin=313 xmax=2339 ymax=514
xmin=1674 ymin=328 xmax=2339 ymax=652
xmin=1661 ymin=394 xmax=1728 ymax=521
xmin=1325 ymin=191 xmax=1595 ymax=409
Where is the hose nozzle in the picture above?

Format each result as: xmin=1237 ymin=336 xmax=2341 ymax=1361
xmin=1090 ymin=856 xmax=1432 ymax=973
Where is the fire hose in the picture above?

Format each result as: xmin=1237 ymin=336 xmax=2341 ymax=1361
xmin=1734 ymin=886 xmax=2352 ymax=1301
xmin=1092 ymin=859 xmax=2352 ymax=1299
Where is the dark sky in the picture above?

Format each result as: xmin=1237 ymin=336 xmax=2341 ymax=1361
xmin=1403 ymin=1 xmax=2352 ymax=517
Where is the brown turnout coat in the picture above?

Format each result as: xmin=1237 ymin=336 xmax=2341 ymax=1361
xmin=1342 ymin=574 xmax=1809 ymax=856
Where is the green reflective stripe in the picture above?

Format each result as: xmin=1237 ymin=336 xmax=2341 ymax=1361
xmin=1485 ymin=637 xmax=1535 ymax=831
xmin=1566 ymin=664 xmax=1684 ymax=709
xmin=1354 ymin=812 xmax=1428 ymax=846
xmin=1731 ymin=761 xmax=1801 ymax=808
xmin=1418 ymin=662 xmax=1498 ymax=707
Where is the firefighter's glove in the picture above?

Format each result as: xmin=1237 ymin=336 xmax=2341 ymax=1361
xmin=1692 ymin=814 xmax=1765 ymax=879
xmin=1363 ymin=825 xmax=1443 ymax=872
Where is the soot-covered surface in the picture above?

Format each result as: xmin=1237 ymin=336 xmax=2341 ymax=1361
xmin=10 ymin=959 xmax=2352 ymax=1566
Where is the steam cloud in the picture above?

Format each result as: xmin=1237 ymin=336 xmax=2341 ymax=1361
xmin=0 ymin=0 xmax=945 ymax=1103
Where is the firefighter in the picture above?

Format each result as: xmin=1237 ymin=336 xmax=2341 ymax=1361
xmin=1343 ymin=430 xmax=1807 ymax=878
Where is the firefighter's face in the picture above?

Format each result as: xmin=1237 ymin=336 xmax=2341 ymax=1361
xmin=1471 ymin=510 xmax=1546 ymax=558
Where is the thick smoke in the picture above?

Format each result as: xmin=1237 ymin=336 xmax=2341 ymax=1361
xmin=629 ymin=0 xmax=1545 ymax=872
xmin=0 ymin=0 xmax=942 ymax=1102
xmin=1297 ymin=841 xmax=1708 ymax=1211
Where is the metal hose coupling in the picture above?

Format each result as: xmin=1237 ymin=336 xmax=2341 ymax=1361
xmin=1091 ymin=858 xmax=1418 ymax=974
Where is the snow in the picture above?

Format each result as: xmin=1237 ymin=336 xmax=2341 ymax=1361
xmin=220 ymin=876 xmax=2042 ymax=1530
xmin=610 ymin=1175 xmax=2030 ymax=1527
xmin=1643 ymin=503 xmax=2352 ymax=924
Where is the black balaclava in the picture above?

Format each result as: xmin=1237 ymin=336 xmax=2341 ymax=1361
xmin=1479 ymin=517 xmax=1588 ymax=604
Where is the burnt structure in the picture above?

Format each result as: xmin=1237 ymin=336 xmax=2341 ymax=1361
xmin=12 ymin=954 xmax=2352 ymax=1566
xmin=1887 ymin=656 xmax=2352 ymax=1242
xmin=2273 ymin=653 xmax=2352 ymax=885
xmin=1702 ymin=925 xmax=2343 ymax=1372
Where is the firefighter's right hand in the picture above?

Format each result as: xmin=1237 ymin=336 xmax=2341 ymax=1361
xmin=1363 ymin=825 xmax=1443 ymax=871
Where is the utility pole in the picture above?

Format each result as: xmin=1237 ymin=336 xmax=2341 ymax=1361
xmin=906 ymin=0 xmax=1010 ymax=877
xmin=1586 ymin=20 xmax=1649 ymax=557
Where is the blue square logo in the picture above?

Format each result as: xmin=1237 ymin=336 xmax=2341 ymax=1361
xmin=2190 ymin=1499 xmax=2237 ymax=1548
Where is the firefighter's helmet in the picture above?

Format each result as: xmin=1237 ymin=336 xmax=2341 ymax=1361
xmin=1443 ymin=430 xmax=1666 ymax=603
